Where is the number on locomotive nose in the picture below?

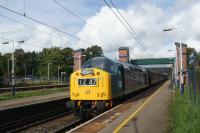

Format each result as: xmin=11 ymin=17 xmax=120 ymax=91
xmin=78 ymin=78 xmax=97 ymax=86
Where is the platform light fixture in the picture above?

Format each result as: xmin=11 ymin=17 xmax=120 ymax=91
xmin=2 ymin=40 xmax=25 ymax=96
xmin=47 ymin=62 xmax=53 ymax=82
xmin=163 ymin=27 xmax=184 ymax=95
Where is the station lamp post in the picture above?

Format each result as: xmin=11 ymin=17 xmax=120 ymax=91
xmin=163 ymin=28 xmax=184 ymax=95
xmin=61 ymin=72 xmax=66 ymax=85
xmin=47 ymin=62 xmax=53 ymax=82
xmin=167 ymin=50 xmax=177 ymax=88
xmin=7 ymin=58 xmax=11 ymax=78
xmin=57 ymin=66 xmax=61 ymax=84
xmin=2 ymin=40 xmax=25 ymax=96
xmin=23 ymin=64 xmax=27 ymax=84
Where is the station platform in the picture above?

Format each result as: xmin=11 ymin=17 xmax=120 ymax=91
xmin=69 ymin=80 xmax=172 ymax=133
xmin=0 ymin=90 xmax=69 ymax=110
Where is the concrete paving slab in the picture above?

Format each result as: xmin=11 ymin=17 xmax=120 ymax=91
xmin=102 ymin=80 xmax=171 ymax=133
xmin=0 ymin=91 xmax=69 ymax=109
xmin=68 ymin=81 xmax=171 ymax=133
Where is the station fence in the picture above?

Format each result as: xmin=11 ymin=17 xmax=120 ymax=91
xmin=187 ymin=66 xmax=200 ymax=103
xmin=0 ymin=76 xmax=69 ymax=88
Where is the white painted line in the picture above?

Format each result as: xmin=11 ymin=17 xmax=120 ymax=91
xmin=66 ymin=82 xmax=167 ymax=133
xmin=113 ymin=81 xmax=168 ymax=132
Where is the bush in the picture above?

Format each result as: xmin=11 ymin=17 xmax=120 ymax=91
xmin=197 ymin=68 xmax=200 ymax=92
xmin=168 ymin=88 xmax=200 ymax=133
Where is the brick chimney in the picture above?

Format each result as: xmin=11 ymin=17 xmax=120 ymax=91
xmin=175 ymin=42 xmax=187 ymax=84
xmin=118 ymin=47 xmax=129 ymax=63
xmin=73 ymin=49 xmax=86 ymax=71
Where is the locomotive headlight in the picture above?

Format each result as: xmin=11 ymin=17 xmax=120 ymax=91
xmin=81 ymin=68 xmax=94 ymax=75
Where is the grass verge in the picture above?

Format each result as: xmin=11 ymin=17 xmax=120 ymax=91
xmin=168 ymin=88 xmax=200 ymax=133
xmin=0 ymin=87 xmax=67 ymax=101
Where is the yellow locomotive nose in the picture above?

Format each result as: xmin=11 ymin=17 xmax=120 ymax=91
xmin=70 ymin=68 xmax=111 ymax=101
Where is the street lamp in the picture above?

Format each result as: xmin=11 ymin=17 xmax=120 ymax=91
xmin=23 ymin=64 xmax=27 ymax=84
xmin=2 ymin=40 xmax=24 ymax=96
xmin=163 ymin=28 xmax=184 ymax=95
xmin=47 ymin=62 xmax=53 ymax=82
xmin=167 ymin=50 xmax=177 ymax=90
xmin=58 ymin=66 xmax=61 ymax=84
xmin=167 ymin=50 xmax=174 ymax=52
xmin=163 ymin=28 xmax=174 ymax=32
xmin=7 ymin=58 xmax=11 ymax=86
xmin=61 ymin=72 xmax=66 ymax=85
xmin=7 ymin=58 xmax=11 ymax=77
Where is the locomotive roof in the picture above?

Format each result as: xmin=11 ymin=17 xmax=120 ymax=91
xmin=90 ymin=56 xmax=146 ymax=72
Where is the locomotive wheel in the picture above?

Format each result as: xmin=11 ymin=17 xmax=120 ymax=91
xmin=96 ymin=102 xmax=106 ymax=115
xmin=80 ymin=108 xmax=87 ymax=120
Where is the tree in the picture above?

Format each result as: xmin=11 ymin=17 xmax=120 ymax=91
xmin=0 ymin=53 xmax=7 ymax=86
xmin=3 ymin=53 xmax=11 ymax=77
xmin=36 ymin=47 xmax=74 ymax=78
xmin=37 ymin=47 xmax=59 ymax=77
xmin=0 ymin=53 xmax=3 ymax=75
xmin=0 ymin=46 xmax=74 ymax=85
xmin=0 ymin=53 xmax=3 ymax=85
xmin=22 ymin=51 xmax=39 ymax=77
xmin=85 ymin=45 xmax=103 ymax=60
xmin=61 ymin=47 xmax=73 ymax=74
xmin=197 ymin=52 xmax=200 ymax=67
xmin=14 ymin=49 xmax=27 ymax=76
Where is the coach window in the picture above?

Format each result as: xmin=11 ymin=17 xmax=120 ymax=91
xmin=112 ymin=64 xmax=118 ymax=75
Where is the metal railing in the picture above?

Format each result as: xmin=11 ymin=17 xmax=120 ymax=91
xmin=0 ymin=76 xmax=69 ymax=87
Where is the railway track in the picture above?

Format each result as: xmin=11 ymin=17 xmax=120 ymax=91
xmin=53 ymin=117 xmax=82 ymax=133
xmin=64 ymin=80 xmax=168 ymax=133
xmin=0 ymin=98 xmax=70 ymax=132
xmin=0 ymin=81 xmax=166 ymax=133
xmin=52 ymin=81 xmax=166 ymax=133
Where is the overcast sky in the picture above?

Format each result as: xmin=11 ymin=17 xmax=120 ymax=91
xmin=0 ymin=0 xmax=200 ymax=59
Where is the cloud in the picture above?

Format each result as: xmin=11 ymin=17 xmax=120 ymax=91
xmin=77 ymin=1 xmax=200 ymax=59
xmin=1 ymin=0 xmax=200 ymax=60
xmin=77 ymin=5 xmax=169 ymax=59
xmin=0 ymin=24 xmax=70 ymax=53
xmin=0 ymin=0 xmax=6 ymax=5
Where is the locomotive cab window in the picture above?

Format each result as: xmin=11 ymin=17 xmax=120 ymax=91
xmin=82 ymin=57 xmax=121 ymax=75
xmin=82 ymin=57 xmax=105 ymax=69
xmin=105 ymin=60 xmax=119 ymax=75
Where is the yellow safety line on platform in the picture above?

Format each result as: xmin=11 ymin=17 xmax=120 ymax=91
xmin=113 ymin=81 xmax=168 ymax=133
